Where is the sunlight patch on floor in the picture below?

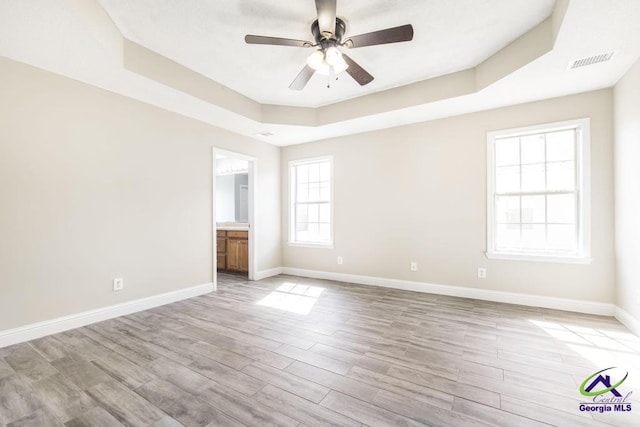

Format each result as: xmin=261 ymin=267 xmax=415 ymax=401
xmin=529 ymin=319 xmax=640 ymax=389
xmin=256 ymin=282 xmax=324 ymax=315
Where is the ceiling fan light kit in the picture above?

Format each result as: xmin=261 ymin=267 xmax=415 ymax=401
xmin=306 ymin=47 xmax=348 ymax=76
xmin=244 ymin=0 xmax=414 ymax=90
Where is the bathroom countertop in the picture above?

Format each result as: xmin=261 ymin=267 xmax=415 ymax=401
xmin=217 ymin=223 xmax=249 ymax=231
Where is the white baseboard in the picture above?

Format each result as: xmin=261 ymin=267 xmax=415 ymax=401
xmin=254 ymin=267 xmax=283 ymax=281
xmin=0 ymin=282 xmax=213 ymax=348
xmin=281 ymin=267 xmax=615 ymax=316
xmin=614 ymin=306 xmax=640 ymax=337
xmin=3 ymin=271 xmax=635 ymax=348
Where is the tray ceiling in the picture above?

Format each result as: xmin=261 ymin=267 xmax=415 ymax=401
xmin=1 ymin=0 xmax=639 ymax=145
xmin=99 ymin=0 xmax=554 ymax=107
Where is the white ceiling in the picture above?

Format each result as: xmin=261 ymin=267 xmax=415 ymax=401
xmin=1 ymin=0 xmax=639 ymax=146
xmin=98 ymin=0 xmax=554 ymax=107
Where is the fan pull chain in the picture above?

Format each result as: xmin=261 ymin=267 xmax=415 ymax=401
xmin=326 ymin=65 xmax=339 ymax=88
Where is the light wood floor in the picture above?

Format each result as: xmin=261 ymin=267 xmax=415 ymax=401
xmin=1 ymin=274 xmax=639 ymax=426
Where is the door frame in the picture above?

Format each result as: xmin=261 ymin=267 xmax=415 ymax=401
xmin=212 ymin=147 xmax=257 ymax=290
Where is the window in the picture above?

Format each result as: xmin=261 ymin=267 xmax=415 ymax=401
xmin=289 ymin=156 xmax=333 ymax=247
xmin=487 ymin=119 xmax=590 ymax=263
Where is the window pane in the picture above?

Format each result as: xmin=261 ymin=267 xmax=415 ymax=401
xmin=495 ymin=138 xmax=519 ymax=166
xmin=320 ymin=161 xmax=330 ymax=181
xmin=522 ymin=195 xmax=545 ymax=223
xmin=307 ymin=223 xmax=319 ymax=241
xmin=297 ymin=183 xmax=309 ymax=202
xmin=296 ymin=204 xmax=308 ymax=224
xmin=548 ymin=224 xmax=576 ymax=252
xmin=496 ymin=166 xmax=520 ymax=193
xmin=291 ymin=158 xmax=332 ymax=245
xmin=319 ymin=203 xmax=330 ymax=223
xmin=521 ymin=134 xmax=545 ymax=164
xmin=548 ymin=194 xmax=576 ymax=224
xmin=496 ymin=224 xmax=520 ymax=250
xmin=521 ymin=224 xmax=546 ymax=250
xmin=521 ymin=164 xmax=545 ymax=192
xmin=490 ymin=122 xmax=585 ymax=258
xmin=308 ymin=182 xmax=320 ymax=201
xmin=496 ymin=196 xmax=520 ymax=223
xmin=309 ymin=163 xmax=320 ymax=182
xmin=296 ymin=228 xmax=308 ymax=242
xmin=308 ymin=204 xmax=319 ymax=222
xmin=320 ymin=182 xmax=330 ymax=201
xmin=319 ymin=224 xmax=330 ymax=241
xmin=546 ymin=130 xmax=575 ymax=162
xmin=297 ymin=164 xmax=309 ymax=183
xmin=547 ymin=161 xmax=575 ymax=191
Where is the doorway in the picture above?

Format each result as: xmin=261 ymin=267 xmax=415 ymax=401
xmin=212 ymin=148 xmax=257 ymax=290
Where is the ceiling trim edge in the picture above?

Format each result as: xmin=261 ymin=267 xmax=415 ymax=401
xmin=119 ymin=1 xmax=567 ymax=132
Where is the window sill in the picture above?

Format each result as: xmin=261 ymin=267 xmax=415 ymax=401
xmin=289 ymin=242 xmax=334 ymax=249
xmin=485 ymin=251 xmax=592 ymax=264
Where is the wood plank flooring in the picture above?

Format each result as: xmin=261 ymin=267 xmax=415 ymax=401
xmin=1 ymin=273 xmax=639 ymax=426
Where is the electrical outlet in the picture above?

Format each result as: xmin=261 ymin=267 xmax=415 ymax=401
xmin=113 ymin=278 xmax=124 ymax=292
xmin=477 ymin=268 xmax=487 ymax=279
xmin=337 ymin=256 xmax=343 ymax=265
xmin=410 ymin=262 xmax=418 ymax=272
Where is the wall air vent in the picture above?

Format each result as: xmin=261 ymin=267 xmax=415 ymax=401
xmin=569 ymin=52 xmax=616 ymax=69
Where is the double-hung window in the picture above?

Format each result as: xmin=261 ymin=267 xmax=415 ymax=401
xmin=289 ymin=156 xmax=333 ymax=247
xmin=487 ymin=119 xmax=590 ymax=263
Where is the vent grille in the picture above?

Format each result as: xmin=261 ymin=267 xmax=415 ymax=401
xmin=257 ymin=131 xmax=274 ymax=137
xmin=569 ymin=52 xmax=615 ymax=69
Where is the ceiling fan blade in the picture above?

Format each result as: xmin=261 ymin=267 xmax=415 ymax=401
xmin=315 ymin=0 xmax=337 ymax=37
xmin=345 ymin=24 xmax=414 ymax=48
xmin=245 ymin=35 xmax=313 ymax=47
xmin=289 ymin=65 xmax=316 ymax=90
xmin=342 ymin=54 xmax=374 ymax=86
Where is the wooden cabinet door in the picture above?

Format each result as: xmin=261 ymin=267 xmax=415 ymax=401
xmin=218 ymin=230 xmax=247 ymax=273
xmin=238 ymin=239 xmax=248 ymax=273
xmin=216 ymin=254 xmax=226 ymax=270
xmin=217 ymin=237 xmax=226 ymax=252
xmin=216 ymin=231 xmax=227 ymax=271
xmin=227 ymin=238 xmax=240 ymax=271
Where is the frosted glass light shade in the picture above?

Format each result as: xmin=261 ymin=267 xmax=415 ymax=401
xmin=306 ymin=48 xmax=349 ymax=76
xmin=306 ymin=50 xmax=324 ymax=70
xmin=325 ymin=47 xmax=348 ymax=74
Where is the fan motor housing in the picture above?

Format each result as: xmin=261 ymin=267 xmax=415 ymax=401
xmin=311 ymin=17 xmax=346 ymax=44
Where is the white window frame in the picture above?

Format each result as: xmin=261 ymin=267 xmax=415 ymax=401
xmin=289 ymin=155 xmax=334 ymax=248
xmin=486 ymin=118 xmax=591 ymax=264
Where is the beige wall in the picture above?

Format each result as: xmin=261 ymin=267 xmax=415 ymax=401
xmin=282 ymin=90 xmax=615 ymax=303
xmin=614 ymin=58 xmax=640 ymax=323
xmin=0 ymin=58 xmax=281 ymax=331
xmin=0 ymin=52 xmax=622 ymax=333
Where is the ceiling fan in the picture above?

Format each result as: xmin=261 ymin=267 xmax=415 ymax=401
xmin=244 ymin=0 xmax=414 ymax=90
